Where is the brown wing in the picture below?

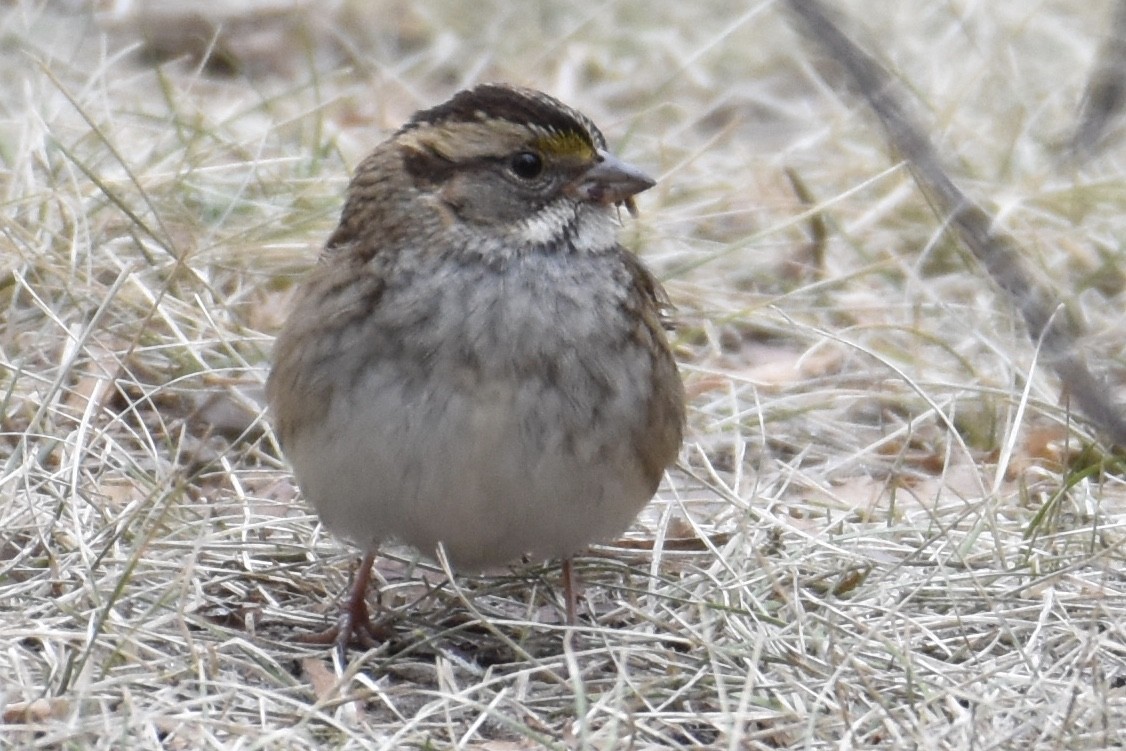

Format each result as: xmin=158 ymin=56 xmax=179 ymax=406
xmin=621 ymin=251 xmax=686 ymax=491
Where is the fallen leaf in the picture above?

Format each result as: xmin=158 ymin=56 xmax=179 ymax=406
xmin=301 ymin=657 xmax=337 ymax=704
xmin=2 ymin=697 xmax=69 ymax=724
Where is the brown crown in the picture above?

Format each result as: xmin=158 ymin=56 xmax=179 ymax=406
xmin=400 ymin=84 xmax=607 ymax=151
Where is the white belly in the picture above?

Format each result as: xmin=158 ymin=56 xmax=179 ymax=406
xmin=288 ymin=375 xmax=653 ymax=568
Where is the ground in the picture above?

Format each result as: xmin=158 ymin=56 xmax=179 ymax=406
xmin=1 ymin=0 xmax=1124 ymax=749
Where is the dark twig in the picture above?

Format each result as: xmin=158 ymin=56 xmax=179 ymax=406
xmin=1070 ymin=0 xmax=1126 ymax=160
xmin=782 ymin=0 xmax=1126 ymax=447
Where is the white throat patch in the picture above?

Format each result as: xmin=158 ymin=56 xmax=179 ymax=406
xmin=509 ymin=201 xmax=619 ymax=255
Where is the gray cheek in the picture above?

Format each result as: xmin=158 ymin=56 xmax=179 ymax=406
xmin=443 ymin=172 xmax=541 ymax=226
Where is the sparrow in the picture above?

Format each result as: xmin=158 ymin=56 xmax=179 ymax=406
xmin=267 ymin=83 xmax=684 ymax=652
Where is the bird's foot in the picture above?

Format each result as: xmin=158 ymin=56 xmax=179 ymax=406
xmin=295 ymin=551 xmax=391 ymax=658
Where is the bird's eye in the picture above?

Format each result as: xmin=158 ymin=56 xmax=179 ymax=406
xmin=509 ymin=151 xmax=544 ymax=180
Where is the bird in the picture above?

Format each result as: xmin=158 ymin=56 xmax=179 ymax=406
xmin=266 ymin=83 xmax=685 ymax=653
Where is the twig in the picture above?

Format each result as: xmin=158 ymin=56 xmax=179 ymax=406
xmin=783 ymin=0 xmax=1126 ymax=446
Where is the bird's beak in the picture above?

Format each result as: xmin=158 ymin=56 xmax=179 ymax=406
xmin=567 ymin=149 xmax=656 ymax=216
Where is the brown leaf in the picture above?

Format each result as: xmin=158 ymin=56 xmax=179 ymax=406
xmin=64 ymin=341 xmax=125 ymax=416
xmin=3 ymin=698 xmax=69 ymax=724
xmin=301 ymin=657 xmax=338 ymax=704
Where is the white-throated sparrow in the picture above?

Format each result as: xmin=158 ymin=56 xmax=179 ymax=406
xmin=267 ymin=83 xmax=684 ymax=651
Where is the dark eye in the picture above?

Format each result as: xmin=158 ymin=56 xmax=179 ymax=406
xmin=509 ymin=151 xmax=544 ymax=180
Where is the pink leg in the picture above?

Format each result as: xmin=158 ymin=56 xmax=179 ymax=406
xmin=562 ymin=557 xmax=579 ymax=624
xmin=297 ymin=551 xmax=390 ymax=658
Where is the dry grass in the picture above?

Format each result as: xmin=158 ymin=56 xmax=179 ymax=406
xmin=2 ymin=0 xmax=1125 ymax=748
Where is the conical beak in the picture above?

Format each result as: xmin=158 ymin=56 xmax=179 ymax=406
xmin=567 ymin=149 xmax=656 ymax=215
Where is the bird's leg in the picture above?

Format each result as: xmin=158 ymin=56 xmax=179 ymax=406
xmin=297 ymin=551 xmax=390 ymax=657
xmin=562 ymin=557 xmax=579 ymax=625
